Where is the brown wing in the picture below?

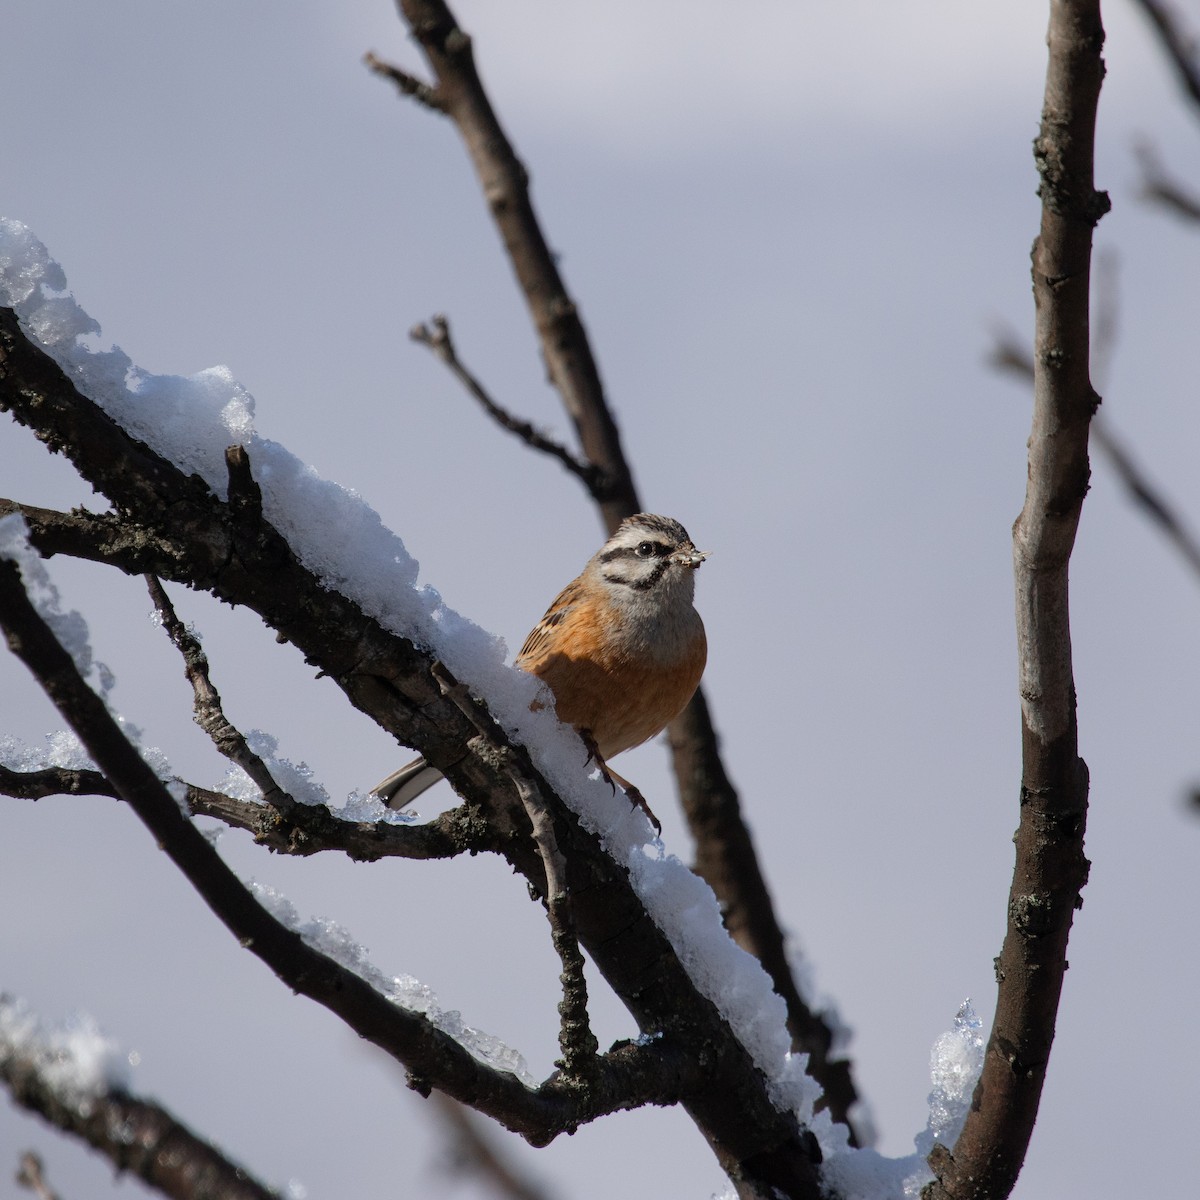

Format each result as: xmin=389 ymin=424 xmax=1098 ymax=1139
xmin=516 ymin=576 xmax=586 ymax=669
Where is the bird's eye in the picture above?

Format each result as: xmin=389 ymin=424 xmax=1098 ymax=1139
xmin=636 ymin=541 xmax=656 ymax=558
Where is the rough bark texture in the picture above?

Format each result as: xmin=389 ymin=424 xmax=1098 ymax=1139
xmin=925 ymin=3 xmax=1106 ymax=1197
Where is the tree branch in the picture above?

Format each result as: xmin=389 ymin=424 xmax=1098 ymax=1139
xmin=987 ymin=329 xmax=1200 ymax=585
xmin=928 ymin=3 xmax=1105 ymax=1196
xmin=1131 ymin=0 xmax=1200 ymax=111
xmin=364 ymin=49 xmax=446 ymax=113
xmin=409 ymin=314 xmax=612 ymax=498
xmin=2 ymin=1043 xmax=278 ymax=1200
xmin=373 ymin=4 xmax=639 ymax=530
xmin=0 ymin=557 xmax=699 ymax=1147
xmin=145 ymin=573 xmax=296 ymax=814
xmin=375 ymin=0 xmax=861 ymax=1135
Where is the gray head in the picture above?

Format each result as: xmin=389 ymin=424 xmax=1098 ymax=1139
xmin=590 ymin=513 xmax=707 ymax=595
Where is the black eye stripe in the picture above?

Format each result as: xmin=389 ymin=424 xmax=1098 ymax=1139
xmin=599 ymin=541 xmax=670 ymax=564
xmin=603 ymin=561 xmax=669 ymax=591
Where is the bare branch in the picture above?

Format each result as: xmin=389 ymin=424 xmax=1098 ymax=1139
xmin=3 ymin=1056 xmax=277 ymax=1200
xmin=364 ymin=49 xmax=446 ymax=113
xmin=0 ymin=756 xmax=488 ymax=860
xmin=988 ymin=327 xmax=1200 ymax=586
xmin=380 ymin=1 xmax=862 ymax=1135
xmin=145 ymin=573 xmax=295 ymax=813
xmin=929 ymin=3 xmax=1106 ymax=1196
xmin=410 ymin=314 xmax=611 ymax=498
xmin=15 ymin=1153 xmax=63 ymax=1200
xmin=0 ymin=762 xmax=118 ymax=799
xmin=379 ymin=0 xmax=639 ymax=530
xmin=184 ymin=782 xmax=491 ymax=861
xmin=1131 ymin=0 xmax=1200 ymax=110
xmin=515 ymin=776 xmax=599 ymax=1082
xmin=1134 ymin=139 xmax=1200 ymax=223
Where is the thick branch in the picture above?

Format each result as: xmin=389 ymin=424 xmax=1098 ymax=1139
xmin=928 ymin=3 xmax=1104 ymax=1197
xmin=2 ymin=1046 xmax=277 ymax=1200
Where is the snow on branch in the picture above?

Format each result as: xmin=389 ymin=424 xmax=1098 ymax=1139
xmin=0 ymin=996 xmax=279 ymax=1200
xmin=370 ymin=0 xmax=862 ymax=1136
xmin=1 ymin=232 xmax=829 ymax=1191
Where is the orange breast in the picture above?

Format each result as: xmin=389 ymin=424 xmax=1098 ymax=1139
xmin=518 ymin=598 xmax=707 ymax=759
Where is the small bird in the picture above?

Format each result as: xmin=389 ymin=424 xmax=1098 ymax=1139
xmin=371 ymin=513 xmax=708 ymax=830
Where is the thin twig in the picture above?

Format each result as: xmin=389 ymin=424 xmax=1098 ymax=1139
xmin=432 ymin=1094 xmax=555 ymax=1200
xmin=410 ymin=315 xmax=610 ymax=497
xmin=146 ymin=574 xmax=295 ymax=814
xmin=514 ymin=776 xmax=599 ymax=1082
xmin=988 ymin=327 xmax=1200 ymax=585
xmin=364 ymin=51 xmax=446 ymax=112
xmin=1131 ymin=0 xmax=1200 ymax=110
xmin=15 ymin=1153 xmax=62 ymax=1200
xmin=1134 ymin=139 xmax=1200 ymax=223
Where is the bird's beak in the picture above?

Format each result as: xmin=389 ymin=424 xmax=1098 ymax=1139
xmin=672 ymin=546 xmax=709 ymax=569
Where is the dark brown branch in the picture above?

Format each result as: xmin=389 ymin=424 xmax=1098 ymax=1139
xmin=0 ymin=557 xmax=700 ymax=1147
xmin=145 ymin=573 xmax=295 ymax=813
xmin=410 ymin=314 xmax=611 ymax=497
xmin=1132 ymin=0 xmax=1200 ymax=110
xmin=928 ymin=3 xmax=1105 ymax=1197
xmin=668 ymin=694 xmax=858 ymax=1126
xmin=373 ymin=5 xmax=639 ymax=530
xmin=988 ymin=329 xmax=1200 ymax=585
xmin=3 ymin=1044 xmax=277 ymax=1200
xmin=0 ymin=326 xmax=825 ymax=1193
xmin=380 ymin=0 xmax=861 ymax=1138
xmin=0 ymin=760 xmax=489 ymax=860
xmin=183 ymin=783 xmax=490 ymax=860
xmin=515 ymin=776 xmax=599 ymax=1082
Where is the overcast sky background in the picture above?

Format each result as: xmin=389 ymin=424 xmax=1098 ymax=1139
xmin=3 ymin=2 xmax=1199 ymax=1198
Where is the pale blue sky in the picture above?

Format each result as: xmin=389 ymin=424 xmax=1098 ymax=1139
xmin=3 ymin=3 xmax=1199 ymax=1198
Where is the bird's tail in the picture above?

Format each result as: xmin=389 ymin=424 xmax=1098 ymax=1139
xmin=369 ymin=757 xmax=444 ymax=809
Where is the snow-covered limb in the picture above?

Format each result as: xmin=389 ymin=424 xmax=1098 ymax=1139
xmin=0 ymin=996 xmax=279 ymax=1200
xmin=3 ymin=220 xmax=996 ymax=1195
xmin=0 ymin=237 xmax=829 ymax=1193
xmin=0 ymin=559 xmax=703 ymax=1149
xmin=372 ymin=1 xmax=862 ymax=1135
